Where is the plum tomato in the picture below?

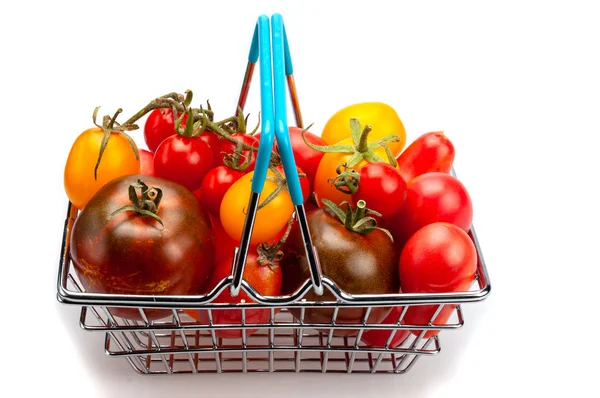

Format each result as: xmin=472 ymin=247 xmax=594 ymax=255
xmin=396 ymin=131 xmax=455 ymax=183
xmin=69 ymin=175 xmax=215 ymax=321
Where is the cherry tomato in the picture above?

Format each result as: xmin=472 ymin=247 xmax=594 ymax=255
xmin=388 ymin=172 xmax=473 ymax=245
xmin=215 ymin=133 xmax=259 ymax=170
xmin=70 ymin=175 xmax=214 ymax=321
xmin=64 ymin=128 xmax=140 ymax=209
xmin=321 ymin=102 xmax=406 ymax=156
xmin=154 ymin=135 xmax=214 ymax=191
xmin=396 ymin=131 xmax=455 ymax=183
xmin=139 ymin=149 xmax=155 ymax=176
xmin=208 ymin=213 xmax=239 ymax=265
xmin=185 ymin=249 xmax=282 ymax=339
xmin=220 ymin=170 xmax=294 ymax=245
xmin=200 ymin=166 xmax=244 ymax=215
xmin=143 ymin=109 xmax=188 ymax=153
xmin=361 ymin=306 xmax=410 ymax=348
xmin=352 ymin=162 xmax=407 ymax=219
xmin=399 ymin=223 xmax=477 ymax=338
xmin=199 ymin=131 xmax=222 ymax=160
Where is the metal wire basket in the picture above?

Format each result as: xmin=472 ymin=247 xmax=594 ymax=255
xmin=55 ymin=14 xmax=491 ymax=375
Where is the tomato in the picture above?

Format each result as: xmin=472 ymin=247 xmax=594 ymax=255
xmin=185 ymin=249 xmax=282 ymax=339
xmin=351 ymin=162 xmax=407 ymax=219
xmin=199 ymin=131 xmax=222 ymax=159
xmin=396 ymin=131 xmax=455 ymax=183
xmin=154 ymin=135 xmax=214 ymax=191
xmin=70 ymin=175 xmax=215 ymax=321
xmin=281 ymin=203 xmax=399 ymax=336
xmin=321 ymin=102 xmax=406 ymax=156
xmin=220 ymin=170 xmax=294 ymax=245
xmin=143 ymin=108 xmax=188 ymax=152
xmin=274 ymin=165 xmax=310 ymax=203
xmin=64 ymin=128 xmax=140 ymax=210
xmin=313 ymin=137 xmax=397 ymax=207
xmin=388 ymin=172 xmax=473 ymax=245
xmin=139 ymin=149 xmax=155 ymax=176
xmin=200 ymin=166 xmax=244 ymax=215
xmin=208 ymin=214 xmax=238 ymax=265
xmin=215 ymin=133 xmax=259 ymax=170
xmin=361 ymin=306 xmax=410 ymax=348
xmin=399 ymin=223 xmax=477 ymax=338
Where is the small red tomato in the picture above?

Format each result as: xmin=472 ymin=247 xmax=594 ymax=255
xmin=139 ymin=149 xmax=155 ymax=176
xmin=396 ymin=131 xmax=454 ymax=183
xmin=351 ymin=162 xmax=407 ymax=219
xmin=208 ymin=213 xmax=238 ymax=264
xmin=388 ymin=172 xmax=473 ymax=244
xmin=361 ymin=306 xmax=410 ymax=348
xmin=399 ymin=223 xmax=477 ymax=338
xmin=215 ymin=133 xmax=259 ymax=171
xmin=143 ymin=109 xmax=188 ymax=153
xmin=154 ymin=135 xmax=214 ymax=191
xmin=199 ymin=131 xmax=222 ymax=160
xmin=200 ymin=166 xmax=244 ymax=215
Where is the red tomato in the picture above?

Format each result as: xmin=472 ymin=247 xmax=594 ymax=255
xmin=200 ymin=166 xmax=244 ymax=215
xmin=215 ymin=133 xmax=259 ymax=171
xmin=388 ymin=172 xmax=473 ymax=245
xmin=186 ymin=249 xmax=282 ymax=339
xmin=399 ymin=223 xmax=477 ymax=338
xmin=199 ymin=131 xmax=222 ymax=160
xmin=208 ymin=213 xmax=239 ymax=264
xmin=143 ymin=109 xmax=188 ymax=153
xmin=351 ymin=162 xmax=407 ymax=219
xmin=361 ymin=306 xmax=410 ymax=348
xmin=139 ymin=149 xmax=155 ymax=176
xmin=396 ymin=131 xmax=455 ymax=183
xmin=154 ymin=135 xmax=214 ymax=191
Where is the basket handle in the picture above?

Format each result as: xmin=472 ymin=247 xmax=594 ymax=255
xmin=229 ymin=14 xmax=323 ymax=297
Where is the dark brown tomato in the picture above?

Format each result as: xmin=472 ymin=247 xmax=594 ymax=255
xmin=280 ymin=207 xmax=399 ymax=336
xmin=70 ymin=174 xmax=215 ymax=321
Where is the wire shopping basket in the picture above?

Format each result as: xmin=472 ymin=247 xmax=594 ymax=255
xmin=56 ymin=14 xmax=491 ymax=375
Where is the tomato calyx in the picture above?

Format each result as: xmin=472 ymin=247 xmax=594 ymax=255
xmin=106 ymin=179 xmax=165 ymax=229
xmin=302 ymin=118 xmax=399 ymax=168
xmin=92 ymin=106 xmax=139 ymax=181
xmin=321 ymin=199 xmax=392 ymax=241
xmin=257 ymin=166 xmax=306 ymax=210
xmin=256 ymin=218 xmax=293 ymax=269
xmin=222 ymin=140 xmax=253 ymax=172
xmin=331 ymin=164 xmax=360 ymax=195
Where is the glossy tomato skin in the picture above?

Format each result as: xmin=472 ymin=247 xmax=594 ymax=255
xmin=199 ymin=131 xmax=222 ymax=160
xmin=200 ymin=166 xmax=244 ymax=215
xmin=352 ymin=162 xmax=407 ymax=219
xmin=321 ymin=102 xmax=406 ymax=156
xmin=399 ymin=223 xmax=477 ymax=338
xmin=154 ymin=135 xmax=214 ymax=191
xmin=144 ymin=109 xmax=188 ymax=153
xmin=139 ymin=149 xmax=155 ymax=176
xmin=281 ymin=207 xmax=399 ymax=336
xmin=215 ymin=133 xmax=259 ymax=171
xmin=64 ymin=128 xmax=140 ymax=210
xmin=388 ymin=172 xmax=473 ymax=245
xmin=70 ymin=175 xmax=215 ymax=321
xmin=186 ymin=250 xmax=282 ymax=339
xmin=361 ymin=306 xmax=410 ymax=348
xmin=208 ymin=213 xmax=238 ymax=265
xmin=396 ymin=131 xmax=455 ymax=183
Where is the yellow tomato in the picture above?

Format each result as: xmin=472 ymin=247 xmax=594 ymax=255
xmin=313 ymin=137 xmax=400 ymax=207
xmin=321 ymin=102 xmax=406 ymax=156
xmin=64 ymin=128 xmax=140 ymax=209
xmin=220 ymin=170 xmax=294 ymax=245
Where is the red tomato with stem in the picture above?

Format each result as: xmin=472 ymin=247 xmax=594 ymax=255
xmin=139 ymin=149 xmax=155 ymax=176
xmin=186 ymin=249 xmax=282 ymax=339
xmin=388 ymin=172 xmax=473 ymax=245
xmin=349 ymin=162 xmax=407 ymax=219
xmin=361 ymin=306 xmax=410 ymax=348
xmin=154 ymin=135 xmax=214 ymax=191
xmin=396 ymin=131 xmax=454 ymax=183
xmin=216 ymin=133 xmax=259 ymax=171
xmin=143 ymin=109 xmax=188 ymax=153
xmin=200 ymin=166 xmax=244 ymax=215
xmin=399 ymin=222 xmax=477 ymax=338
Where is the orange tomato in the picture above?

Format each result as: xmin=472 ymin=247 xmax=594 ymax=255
xmin=64 ymin=128 xmax=140 ymax=209
xmin=313 ymin=137 xmax=399 ymax=206
xmin=220 ymin=170 xmax=294 ymax=245
xmin=321 ymin=102 xmax=406 ymax=156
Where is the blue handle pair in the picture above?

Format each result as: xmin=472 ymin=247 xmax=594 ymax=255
xmin=251 ymin=14 xmax=303 ymax=206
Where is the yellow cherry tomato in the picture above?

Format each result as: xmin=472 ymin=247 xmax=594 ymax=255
xmin=220 ymin=170 xmax=294 ymax=245
xmin=313 ymin=137 xmax=400 ymax=207
xmin=321 ymin=102 xmax=406 ymax=156
xmin=64 ymin=128 xmax=140 ymax=209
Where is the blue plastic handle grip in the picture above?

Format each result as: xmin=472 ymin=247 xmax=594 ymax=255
xmin=282 ymin=25 xmax=293 ymax=76
xmin=248 ymin=23 xmax=260 ymax=63
xmin=251 ymin=16 xmax=275 ymax=194
xmin=272 ymin=14 xmax=303 ymax=205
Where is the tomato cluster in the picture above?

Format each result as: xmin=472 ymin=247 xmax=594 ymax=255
xmin=63 ymin=95 xmax=479 ymax=344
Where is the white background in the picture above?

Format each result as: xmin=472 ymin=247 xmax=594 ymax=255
xmin=1 ymin=0 xmax=598 ymax=396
